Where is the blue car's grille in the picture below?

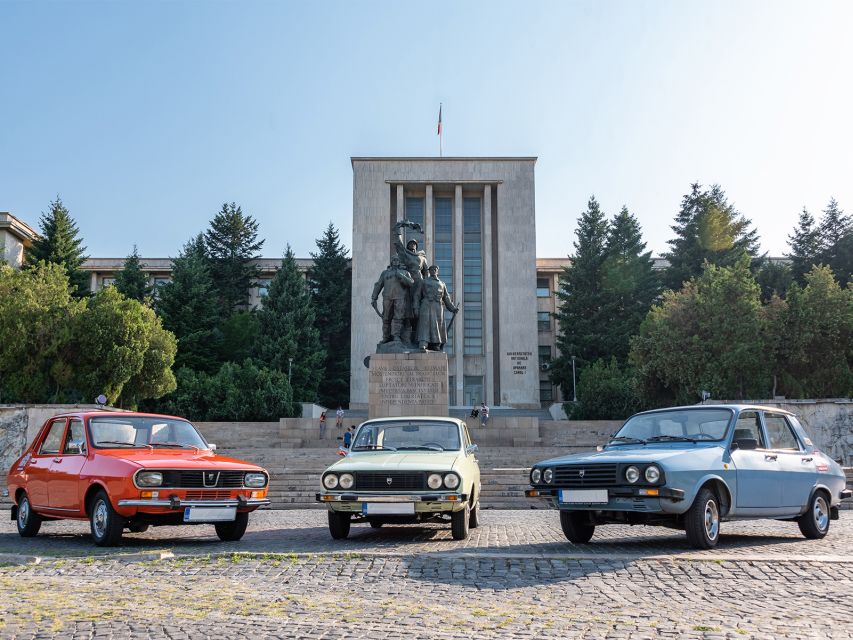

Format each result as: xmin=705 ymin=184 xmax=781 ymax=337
xmin=354 ymin=472 xmax=426 ymax=491
xmin=553 ymin=464 xmax=618 ymax=487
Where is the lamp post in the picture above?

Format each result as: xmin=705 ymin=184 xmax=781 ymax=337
xmin=288 ymin=357 xmax=293 ymax=382
xmin=571 ymin=355 xmax=577 ymax=403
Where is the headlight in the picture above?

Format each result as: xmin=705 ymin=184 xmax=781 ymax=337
xmin=244 ymin=472 xmax=267 ymax=488
xmin=339 ymin=473 xmax=354 ymax=489
xmin=530 ymin=468 xmax=542 ymax=484
xmin=323 ymin=474 xmax=339 ymax=489
xmin=543 ymin=468 xmax=554 ymax=484
xmin=427 ymin=473 xmax=443 ymax=489
xmin=644 ymin=465 xmax=661 ymax=483
xmin=625 ymin=466 xmax=640 ymax=483
xmin=136 ymin=471 xmax=163 ymax=487
xmin=443 ymin=473 xmax=460 ymax=489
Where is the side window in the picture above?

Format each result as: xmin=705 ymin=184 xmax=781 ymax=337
xmin=764 ymin=414 xmax=800 ymax=451
xmin=63 ymin=420 xmax=86 ymax=454
xmin=732 ymin=411 xmax=765 ymax=447
xmin=39 ymin=420 xmax=67 ymax=455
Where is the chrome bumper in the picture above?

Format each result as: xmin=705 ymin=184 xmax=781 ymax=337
xmin=316 ymin=493 xmax=468 ymax=503
xmin=118 ymin=498 xmax=270 ymax=508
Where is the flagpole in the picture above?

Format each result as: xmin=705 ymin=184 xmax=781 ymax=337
xmin=438 ymin=103 xmax=443 ymax=157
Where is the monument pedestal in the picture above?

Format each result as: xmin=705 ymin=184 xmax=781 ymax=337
xmin=368 ymin=351 xmax=449 ymax=419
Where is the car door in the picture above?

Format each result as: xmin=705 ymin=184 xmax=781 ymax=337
xmin=26 ymin=418 xmax=67 ymax=508
xmin=763 ymin=412 xmax=815 ymax=509
xmin=729 ymin=410 xmax=781 ymax=509
xmin=48 ymin=418 xmax=88 ymax=513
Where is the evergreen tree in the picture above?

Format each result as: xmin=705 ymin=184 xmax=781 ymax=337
xmin=254 ymin=246 xmax=326 ymax=403
xmin=156 ymin=235 xmax=222 ymax=373
xmin=815 ymin=198 xmax=852 ymax=284
xmin=308 ymin=222 xmax=352 ymax=408
xmin=204 ymin=202 xmax=264 ymax=314
xmin=756 ymin=260 xmax=793 ymax=302
xmin=114 ymin=245 xmax=152 ymax=302
xmin=25 ymin=196 xmax=89 ymax=296
xmin=550 ymin=197 xmax=610 ymax=398
xmin=663 ymin=183 xmax=760 ymax=291
xmin=787 ymin=207 xmax=821 ymax=283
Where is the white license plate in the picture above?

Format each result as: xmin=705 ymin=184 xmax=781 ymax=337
xmin=362 ymin=502 xmax=416 ymax=516
xmin=559 ymin=489 xmax=609 ymax=504
xmin=183 ymin=506 xmax=237 ymax=522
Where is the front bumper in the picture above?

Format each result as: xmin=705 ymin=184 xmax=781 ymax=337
xmin=117 ymin=497 xmax=270 ymax=509
xmin=525 ymin=486 xmax=685 ymax=504
xmin=316 ymin=492 xmax=469 ymax=512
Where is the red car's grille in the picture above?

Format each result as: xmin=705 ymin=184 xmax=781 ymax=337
xmin=184 ymin=490 xmax=232 ymax=501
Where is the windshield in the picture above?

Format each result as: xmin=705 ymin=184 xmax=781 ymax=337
xmin=612 ymin=408 xmax=733 ymax=443
xmin=352 ymin=420 xmax=461 ymax=452
xmin=89 ymin=416 xmax=209 ymax=449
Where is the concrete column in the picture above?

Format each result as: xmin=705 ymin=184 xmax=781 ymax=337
xmin=90 ymin=272 xmax=98 ymax=292
xmin=453 ymin=184 xmax=464 ymax=404
xmin=396 ymin=184 xmax=404 ymax=222
xmin=424 ymin=184 xmax=434 ymax=264
xmin=482 ymin=184 xmax=494 ymax=405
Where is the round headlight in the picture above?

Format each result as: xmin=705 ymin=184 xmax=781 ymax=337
xmin=543 ymin=468 xmax=554 ymax=484
xmin=244 ymin=472 xmax=267 ymax=488
xmin=644 ymin=465 xmax=661 ymax=483
xmin=625 ymin=466 xmax=640 ymax=484
xmin=323 ymin=474 xmax=339 ymax=489
xmin=136 ymin=471 xmax=163 ymax=487
xmin=530 ymin=468 xmax=542 ymax=484
xmin=339 ymin=473 xmax=354 ymax=489
xmin=427 ymin=473 xmax=443 ymax=489
xmin=443 ymin=473 xmax=460 ymax=489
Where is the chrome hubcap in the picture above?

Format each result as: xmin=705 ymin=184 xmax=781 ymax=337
xmin=704 ymin=499 xmax=719 ymax=540
xmin=18 ymin=499 xmax=29 ymax=527
xmin=813 ymin=496 xmax=829 ymax=531
xmin=93 ymin=501 xmax=108 ymax=538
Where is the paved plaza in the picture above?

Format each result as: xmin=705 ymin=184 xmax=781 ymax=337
xmin=0 ymin=510 xmax=851 ymax=639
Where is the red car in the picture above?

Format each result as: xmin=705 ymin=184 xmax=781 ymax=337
xmin=7 ymin=411 xmax=270 ymax=546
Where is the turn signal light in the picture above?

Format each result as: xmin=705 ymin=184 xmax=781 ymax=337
xmin=320 ymin=495 xmax=336 ymax=501
xmin=446 ymin=495 xmax=459 ymax=501
xmin=251 ymin=490 xmax=267 ymax=499
xmin=638 ymin=489 xmax=659 ymax=496
xmin=140 ymin=491 xmax=159 ymax=499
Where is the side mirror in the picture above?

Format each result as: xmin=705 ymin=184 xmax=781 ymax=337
xmin=66 ymin=441 xmax=85 ymax=455
xmin=208 ymin=443 xmax=217 ymax=451
xmin=732 ymin=438 xmax=758 ymax=451
xmin=466 ymin=444 xmax=479 ymax=455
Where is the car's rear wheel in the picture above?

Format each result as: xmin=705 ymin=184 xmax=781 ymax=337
xmin=451 ymin=502 xmax=470 ymax=540
xmin=685 ymin=487 xmax=720 ymax=549
xmin=90 ymin=490 xmax=124 ymax=547
xmin=16 ymin=493 xmax=42 ymax=538
xmin=798 ymin=491 xmax=831 ymax=539
xmin=559 ymin=510 xmax=595 ymax=543
xmin=329 ymin=511 xmax=351 ymax=539
xmin=128 ymin=522 xmax=149 ymax=533
xmin=368 ymin=519 xmax=383 ymax=528
xmin=215 ymin=512 xmax=249 ymax=542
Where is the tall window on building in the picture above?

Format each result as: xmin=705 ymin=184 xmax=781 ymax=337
xmin=463 ymin=375 xmax=484 ymax=407
xmin=539 ymin=381 xmax=554 ymax=402
xmin=538 ymin=345 xmax=552 ymax=367
xmin=434 ymin=197 xmax=453 ymax=354
xmin=448 ymin=375 xmax=457 ymax=407
xmin=536 ymin=277 xmax=550 ymax=297
xmin=404 ymin=197 xmax=424 ymax=250
xmin=538 ymin=311 xmax=551 ymax=332
xmin=463 ymin=197 xmax=483 ymax=355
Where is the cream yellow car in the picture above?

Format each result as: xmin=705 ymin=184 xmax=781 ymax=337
xmin=316 ymin=417 xmax=481 ymax=540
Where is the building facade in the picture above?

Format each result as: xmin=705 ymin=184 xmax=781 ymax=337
xmin=0 ymin=212 xmax=37 ymax=269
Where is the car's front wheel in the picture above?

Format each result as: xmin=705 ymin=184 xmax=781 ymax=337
xmin=90 ymin=490 xmax=125 ymax=547
xmin=469 ymin=498 xmax=480 ymax=529
xmin=685 ymin=487 xmax=720 ymax=549
xmin=559 ymin=510 xmax=595 ymax=543
xmin=16 ymin=493 xmax=42 ymax=538
xmin=798 ymin=491 xmax=831 ymax=539
xmin=215 ymin=512 xmax=249 ymax=542
xmin=328 ymin=511 xmax=351 ymax=539
xmin=451 ymin=502 xmax=470 ymax=540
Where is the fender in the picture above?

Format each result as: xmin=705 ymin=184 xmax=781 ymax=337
xmin=690 ymin=473 xmax=734 ymax=516
xmin=804 ymin=483 xmax=834 ymax=515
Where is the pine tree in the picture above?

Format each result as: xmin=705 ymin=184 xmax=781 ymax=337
xmin=114 ymin=245 xmax=152 ymax=302
xmin=308 ymin=223 xmax=352 ymax=408
xmin=254 ymin=246 xmax=326 ymax=403
xmin=204 ymin=202 xmax=264 ymax=314
xmin=815 ymin=198 xmax=851 ymax=283
xmin=25 ymin=196 xmax=89 ymax=296
xmin=155 ymin=235 xmax=222 ymax=373
xmin=787 ymin=207 xmax=821 ymax=283
xmin=663 ymin=183 xmax=760 ymax=291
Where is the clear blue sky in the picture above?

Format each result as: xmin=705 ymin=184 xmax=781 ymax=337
xmin=2 ymin=1 xmax=851 ymax=260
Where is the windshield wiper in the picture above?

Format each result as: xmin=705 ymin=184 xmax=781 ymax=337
xmin=646 ymin=435 xmax=697 ymax=443
xmin=151 ymin=442 xmax=194 ymax=449
xmin=397 ymin=445 xmax=446 ymax=451
xmin=352 ymin=444 xmax=397 ymax=451
xmin=607 ymin=436 xmax=647 ymax=445
xmin=95 ymin=441 xmax=139 ymax=448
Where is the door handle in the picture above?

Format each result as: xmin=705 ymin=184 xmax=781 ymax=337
xmin=764 ymin=454 xmax=778 ymax=461
xmin=801 ymin=457 xmax=813 ymax=462
xmin=52 ymin=458 xmax=62 ymax=463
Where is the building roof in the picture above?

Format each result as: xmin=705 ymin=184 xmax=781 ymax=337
xmin=0 ymin=212 xmax=39 ymax=243
xmin=351 ymin=156 xmax=537 ymax=164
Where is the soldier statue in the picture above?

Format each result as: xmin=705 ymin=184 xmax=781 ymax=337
xmin=371 ymin=255 xmax=415 ymax=343
xmin=415 ymin=264 xmax=458 ymax=352
xmin=393 ymin=220 xmax=428 ymax=343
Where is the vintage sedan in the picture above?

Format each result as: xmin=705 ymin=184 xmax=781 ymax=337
xmin=526 ymin=405 xmax=851 ymax=549
xmin=316 ymin=417 xmax=481 ymax=540
xmin=8 ymin=411 xmax=270 ymax=546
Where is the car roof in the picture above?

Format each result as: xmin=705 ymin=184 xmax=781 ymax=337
xmin=43 ymin=411 xmax=190 ymax=421
xmin=633 ymin=404 xmax=795 ymax=417
xmin=360 ymin=416 xmax=466 ymax=426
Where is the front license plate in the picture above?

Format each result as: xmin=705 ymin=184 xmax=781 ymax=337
xmin=559 ymin=489 xmax=608 ymax=504
xmin=183 ymin=506 xmax=237 ymax=522
xmin=362 ymin=502 xmax=416 ymax=516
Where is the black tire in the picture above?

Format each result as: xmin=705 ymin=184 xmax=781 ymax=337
xmin=368 ymin=519 xmax=383 ymax=529
xmin=451 ymin=502 xmax=470 ymax=540
xmin=469 ymin=493 xmax=480 ymax=529
xmin=328 ymin=510 xmax=351 ymax=539
xmin=128 ymin=522 xmax=149 ymax=533
xmin=685 ymin=487 xmax=721 ymax=549
xmin=90 ymin=490 xmax=124 ymax=547
xmin=16 ymin=493 xmax=42 ymax=538
xmin=798 ymin=490 xmax=831 ymax=539
xmin=559 ymin=510 xmax=595 ymax=543
xmin=215 ymin=511 xmax=249 ymax=542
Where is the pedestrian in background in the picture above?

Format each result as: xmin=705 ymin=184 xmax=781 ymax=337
xmin=336 ymin=406 xmax=345 ymax=428
xmin=480 ymin=402 xmax=489 ymax=428
xmin=319 ymin=411 xmax=327 ymax=440
xmin=343 ymin=425 xmax=355 ymax=448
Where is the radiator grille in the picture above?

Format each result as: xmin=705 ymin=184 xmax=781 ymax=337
xmin=552 ymin=464 xmax=619 ymax=487
xmin=354 ymin=472 xmax=426 ymax=491
xmin=158 ymin=470 xmax=248 ymax=488
xmin=184 ymin=490 xmax=232 ymax=501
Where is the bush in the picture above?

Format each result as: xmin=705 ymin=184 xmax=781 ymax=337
xmin=565 ymin=358 xmax=647 ymax=420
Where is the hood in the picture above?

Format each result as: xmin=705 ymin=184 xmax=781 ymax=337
xmin=535 ymin=444 xmax=723 ymax=467
xmin=93 ymin=449 xmax=265 ymax=471
xmin=329 ymin=451 xmax=461 ymax=473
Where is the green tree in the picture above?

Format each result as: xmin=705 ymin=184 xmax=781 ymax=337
xmin=309 ymin=222 xmax=351 ymax=408
xmin=756 ymin=260 xmax=793 ymax=302
xmin=219 ymin=311 xmax=260 ymax=364
xmin=566 ymin=358 xmax=647 ymax=420
xmin=787 ymin=207 xmax=822 ymax=283
xmin=254 ymin=246 xmax=325 ymax=403
xmin=631 ymin=258 xmax=769 ymax=403
xmin=118 ymin=310 xmax=177 ymax=408
xmin=815 ymin=198 xmax=852 ymax=285
xmin=114 ymin=245 xmax=152 ymax=302
xmin=25 ymin=196 xmax=89 ymax=296
xmin=156 ymin=235 xmax=222 ymax=373
xmin=663 ymin=184 xmax=760 ymax=291
xmin=204 ymin=202 xmax=264 ymax=314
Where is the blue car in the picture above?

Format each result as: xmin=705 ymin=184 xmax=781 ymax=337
xmin=526 ymin=405 xmax=851 ymax=549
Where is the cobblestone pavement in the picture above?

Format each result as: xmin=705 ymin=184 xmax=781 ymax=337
xmin=0 ymin=511 xmax=851 ymax=639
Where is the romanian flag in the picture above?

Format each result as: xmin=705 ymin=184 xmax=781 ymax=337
xmin=437 ymin=104 xmax=442 ymax=135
